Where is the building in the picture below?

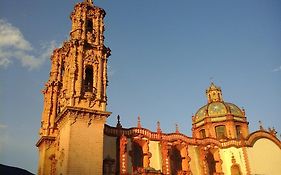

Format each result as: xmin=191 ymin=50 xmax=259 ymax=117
xmin=36 ymin=1 xmax=281 ymax=174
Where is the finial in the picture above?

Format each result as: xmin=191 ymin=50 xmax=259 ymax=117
xmin=175 ymin=123 xmax=179 ymax=133
xmin=157 ymin=121 xmax=162 ymax=133
xmin=137 ymin=116 xmax=141 ymax=128
xmin=258 ymin=120 xmax=264 ymax=130
xmin=84 ymin=0 xmax=93 ymax=5
xmin=116 ymin=115 xmax=122 ymax=128
xmin=242 ymin=107 xmax=246 ymax=115
xmin=268 ymin=127 xmax=277 ymax=136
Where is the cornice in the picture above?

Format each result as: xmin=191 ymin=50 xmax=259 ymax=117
xmin=245 ymin=130 xmax=281 ymax=149
xmin=193 ymin=115 xmax=248 ymax=128
xmin=36 ymin=136 xmax=56 ymax=147
xmin=56 ymin=106 xmax=111 ymax=124
xmin=104 ymin=125 xmax=281 ymax=149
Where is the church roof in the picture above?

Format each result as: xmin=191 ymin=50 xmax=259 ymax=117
xmin=193 ymin=83 xmax=245 ymax=124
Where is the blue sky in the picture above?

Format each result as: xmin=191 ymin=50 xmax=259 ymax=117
xmin=0 ymin=0 xmax=281 ymax=173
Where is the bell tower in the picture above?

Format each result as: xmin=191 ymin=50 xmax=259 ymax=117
xmin=36 ymin=1 xmax=111 ymax=174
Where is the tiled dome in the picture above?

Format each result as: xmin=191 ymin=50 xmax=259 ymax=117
xmin=193 ymin=83 xmax=244 ymax=124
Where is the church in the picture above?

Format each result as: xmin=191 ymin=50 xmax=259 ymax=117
xmin=36 ymin=1 xmax=281 ymax=175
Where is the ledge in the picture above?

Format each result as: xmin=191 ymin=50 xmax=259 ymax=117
xmin=55 ymin=106 xmax=111 ymax=123
xmin=104 ymin=125 xmax=281 ymax=149
xmin=36 ymin=136 xmax=56 ymax=147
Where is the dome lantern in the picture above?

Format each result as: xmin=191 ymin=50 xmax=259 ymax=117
xmin=192 ymin=83 xmax=249 ymax=140
xmin=206 ymin=82 xmax=223 ymax=103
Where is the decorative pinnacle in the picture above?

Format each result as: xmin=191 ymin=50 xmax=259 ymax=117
xmin=84 ymin=0 xmax=93 ymax=5
xmin=175 ymin=123 xmax=179 ymax=133
xmin=116 ymin=115 xmax=122 ymax=128
xmin=258 ymin=120 xmax=264 ymax=130
xmin=137 ymin=116 xmax=141 ymax=128
xmin=157 ymin=121 xmax=162 ymax=133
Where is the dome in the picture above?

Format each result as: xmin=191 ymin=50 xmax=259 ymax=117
xmin=194 ymin=102 xmax=244 ymax=122
xmin=193 ymin=83 xmax=245 ymax=124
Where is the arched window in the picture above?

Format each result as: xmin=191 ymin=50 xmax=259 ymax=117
xmin=132 ymin=142 xmax=143 ymax=169
xmin=200 ymin=129 xmax=206 ymax=138
xmin=236 ymin=125 xmax=242 ymax=139
xmin=84 ymin=66 xmax=93 ymax=92
xmin=206 ymin=151 xmax=216 ymax=175
xmin=215 ymin=125 xmax=226 ymax=139
xmin=86 ymin=19 xmax=93 ymax=32
xmin=170 ymin=146 xmax=182 ymax=175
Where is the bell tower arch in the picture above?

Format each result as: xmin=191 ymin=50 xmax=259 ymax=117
xmin=36 ymin=1 xmax=111 ymax=175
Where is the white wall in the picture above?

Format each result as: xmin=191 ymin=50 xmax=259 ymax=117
xmin=247 ymin=138 xmax=281 ymax=175
xmin=149 ymin=141 xmax=162 ymax=171
xmin=219 ymin=147 xmax=246 ymax=175
xmin=188 ymin=146 xmax=202 ymax=175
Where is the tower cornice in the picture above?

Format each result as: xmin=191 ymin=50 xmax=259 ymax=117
xmin=36 ymin=136 xmax=56 ymax=147
xmin=55 ymin=106 xmax=111 ymax=124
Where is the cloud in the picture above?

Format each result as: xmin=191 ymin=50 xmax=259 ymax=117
xmin=0 ymin=123 xmax=7 ymax=129
xmin=0 ymin=57 xmax=10 ymax=68
xmin=0 ymin=19 xmax=57 ymax=70
xmin=272 ymin=65 xmax=281 ymax=72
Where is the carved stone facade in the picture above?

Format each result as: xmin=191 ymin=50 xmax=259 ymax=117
xmin=37 ymin=1 xmax=281 ymax=175
xmin=104 ymin=121 xmax=281 ymax=175
xmin=37 ymin=1 xmax=111 ymax=175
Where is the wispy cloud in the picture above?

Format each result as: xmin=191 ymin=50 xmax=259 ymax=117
xmin=0 ymin=19 xmax=57 ymax=70
xmin=272 ymin=65 xmax=281 ymax=72
xmin=0 ymin=123 xmax=7 ymax=129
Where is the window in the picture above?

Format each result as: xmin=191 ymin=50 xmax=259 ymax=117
xmin=84 ymin=66 xmax=93 ymax=92
xmin=170 ymin=147 xmax=182 ymax=175
xmin=132 ymin=142 xmax=143 ymax=168
xmin=236 ymin=125 xmax=242 ymax=139
xmin=86 ymin=20 xmax=93 ymax=32
xmin=200 ymin=129 xmax=206 ymax=138
xmin=215 ymin=125 xmax=226 ymax=139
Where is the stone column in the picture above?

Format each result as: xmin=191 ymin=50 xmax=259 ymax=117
xmin=119 ymin=135 xmax=128 ymax=174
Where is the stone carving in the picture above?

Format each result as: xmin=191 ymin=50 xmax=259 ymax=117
xmin=37 ymin=1 xmax=111 ymax=174
xmin=119 ymin=135 xmax=127 ymax=174
xmin=49 ymin=154 xmax=57 ymax=175
xmin=59 ymin=148 xmax=65 ymax=167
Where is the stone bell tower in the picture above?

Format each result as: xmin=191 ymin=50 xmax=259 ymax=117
xmin=36 ymin=1 xmax=111 ymax=174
